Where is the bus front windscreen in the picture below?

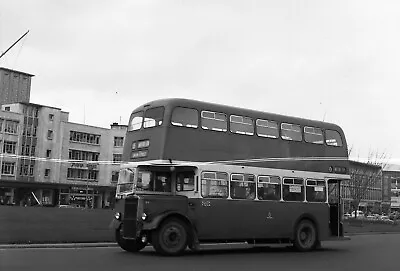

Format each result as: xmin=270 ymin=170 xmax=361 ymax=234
xmin=117 ymin=168 xmax=135 ymax=195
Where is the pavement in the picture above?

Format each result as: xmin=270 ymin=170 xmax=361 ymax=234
xmin=0 ymin=242 xmax=118 ymax=249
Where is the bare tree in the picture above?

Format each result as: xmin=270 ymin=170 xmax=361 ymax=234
xmin=346 ymin=148 xmax=389 ymax=218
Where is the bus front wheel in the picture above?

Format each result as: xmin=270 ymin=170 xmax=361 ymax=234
xmin=151 ymin=218 xmax=188 ymax=256
xmin=293 ymin=219 xmax=318 ymax=252
xmin=115 ymin=226 xmax=147 ymax=252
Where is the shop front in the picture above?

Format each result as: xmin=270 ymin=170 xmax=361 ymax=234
xmin=0 ymin=182 xmax=58 ymax=206
xmin=59 ymin=186 xmax=100 ymax=208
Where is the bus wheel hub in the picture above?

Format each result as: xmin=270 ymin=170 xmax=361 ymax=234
xmin=164 ymin=227 xmax=181 ymax=246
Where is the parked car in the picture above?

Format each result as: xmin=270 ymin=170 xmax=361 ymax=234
xmin=344 ymin=213 xmax=351 ymax=219
xmin=351 ymin=210 xmax=364 ymax=218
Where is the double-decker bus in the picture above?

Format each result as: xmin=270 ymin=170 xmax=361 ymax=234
xmin=111 ymin=98 xmax=350 ymax=256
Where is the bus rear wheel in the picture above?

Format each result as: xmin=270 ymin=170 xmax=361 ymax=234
xmin=151 ymin=218 xmax=188 ymax=256
xmin=116 ymin=226 xmax=147 ymax=253
xmin=293 ymin=219 xmax=318 ymax=252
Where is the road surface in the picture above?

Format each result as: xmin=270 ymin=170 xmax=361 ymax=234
xmin=0 ymin=234 xmax=396 ymax=271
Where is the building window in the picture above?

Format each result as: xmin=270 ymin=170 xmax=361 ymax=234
xmin=67 ymin=168 xmax=84 ymax=179
xmin=69 ymin=149 xmax=99 ymax=161
xmin=66 ymin=168 xmax=98 ymax=182
xmin=19 ymin=164 xmax=29 ymax=176
xmin=69 ymin=131 xmax=101 ymax=145
xmin=111 ymin=171 xmax=119 ymax=183
xmin=1 ymin=162 xmax=15 ymax=175
xmin=4 ymin=120 xmax=18 ymax=134
xmin=29 ymin=165 xmax=34 ymax=176
xmin=44 ymin=169 xmax=50 ymax=177
xmin=4 ymin=107 xmax=10 ymax=111
xmin=46 ymin=149 xmax=51 ymax=158
xmin=88 ymin=170 xmax=98 ymax=180
xmin=113 ymin=154 xmax=122 ymax=162
xmin=47 ymin=130 xmax=53 ymax=140
xmin=114 ymin=137 xmax=124 ymax=147
xmin=2 ymin=141 xmax=17 ymax=154
xmin=22 ymin=145 xmax=29 ymax=156
xmin=49 ymin=114 xmax=54 ymax=121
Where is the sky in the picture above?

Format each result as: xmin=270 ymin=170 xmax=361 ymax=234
xmin=0 ymin=0 xmax=399 ymax=164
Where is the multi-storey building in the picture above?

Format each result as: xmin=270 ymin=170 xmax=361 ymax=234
xmin=0 ymin=109 xmax=24 ymax=205
xmin=383 ymin=164 xmax=400 ymax=211
xmin=0 ymin=102 xmax=127 ymax=208
xmin=0 ymin=67 xmax=33 ymax=106
xmin=341 ymin=160 xmax=383 ymax=214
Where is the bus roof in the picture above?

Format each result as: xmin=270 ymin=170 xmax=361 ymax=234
xmin=132 ymin=98 xmax=344 ymax=132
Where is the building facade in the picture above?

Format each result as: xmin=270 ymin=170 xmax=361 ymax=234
xmin=0 ymin=67 xmax=33 ymax=106
xmin=0 ymin=102 xmax=126 ymax=208
xmin=341 ymin=160 xmax=383 ymax=214
xmin=0 ymin=110 xmax=24 ymax=205
xmin=383 ymin=164 xmax=400 ymax=211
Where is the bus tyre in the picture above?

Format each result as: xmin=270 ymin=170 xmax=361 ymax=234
xmin=152 ymin=218 xmax=188 ymax=256
xmin=293 ymin=220 xmax=318 ymax=252
xmin=115 ymin=226 xmax=147 ymax=253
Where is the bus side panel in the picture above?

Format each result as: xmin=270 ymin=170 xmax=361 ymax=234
xmin=189 ymin=199 xmax=283 ymax=240
xmin=189 ymin=198 xmax=331 ymax=241
xmin=163 ymin=127 xmax=348 ymax=173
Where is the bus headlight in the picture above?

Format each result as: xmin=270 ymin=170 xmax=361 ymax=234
xmin=141 ymin=213 xmax=147 ymax=221
xmin=114 ymin=212 xmax=121 ymax=221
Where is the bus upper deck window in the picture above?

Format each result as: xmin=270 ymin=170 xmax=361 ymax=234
xmin=171 ymin=107 xmax=199 ymax=128
xmin=281 ymin=123 xmax=302 ymax=142
xmin=128 ymin=111 xmax=143 ymax=131
xmin=304 ymin=126 xmax=324 ymax=144
xmin=230 ymin=115 xmax=254 ymax=136
xmin=256 ymin=119 xmax=279 ymax=138
xmin=325 ymin=130 xmax=343 ymax=147
xmin=201 ymin=111 xmax=227 ymax=132
xmin=143 ymin=107 xmax=165 ymax=128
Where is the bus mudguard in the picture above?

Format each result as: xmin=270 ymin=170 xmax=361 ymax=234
xmin=142 ymin=211 xmax=193 ymax=231
xmin=143 ymin=211 xmax=199 ymax=250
